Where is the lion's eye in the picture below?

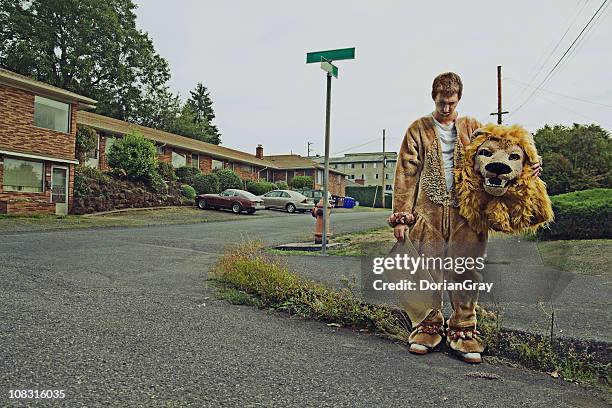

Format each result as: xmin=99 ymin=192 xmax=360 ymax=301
xmin=509 ymin=153 xmax=521 ymax=160
xmin=478 ymin=149 xmax=492 ymax=157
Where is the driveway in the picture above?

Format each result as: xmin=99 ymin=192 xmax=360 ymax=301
xmin=0 ymin=212 xmax=608 ymax=407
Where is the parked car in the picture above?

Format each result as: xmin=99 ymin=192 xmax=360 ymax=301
xmin=195 ymin=189 xmax=265 ymax=214
xmin=296 ymin=189 xmax=335 ymax=207
xmin=259 ymin=190 xmax=314 ymax=213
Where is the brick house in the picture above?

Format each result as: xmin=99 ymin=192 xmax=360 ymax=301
xmin=259 ymin=148 xmax=347 ymax=196
xmin=0 ymin=68 xmax=96 ymax=215
xmin=77 ymin=112 xmax=270 ymax=181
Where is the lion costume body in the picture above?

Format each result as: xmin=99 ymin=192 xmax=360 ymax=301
xmin=389 ymin=118 xmax=552 ymax=357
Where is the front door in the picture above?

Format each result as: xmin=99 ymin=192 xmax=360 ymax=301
xmin=51 ymin=166 xmax=68 ymax=215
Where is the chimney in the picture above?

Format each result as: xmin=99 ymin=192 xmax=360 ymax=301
xmin=256 ymin=144 xmax=264 ymax=159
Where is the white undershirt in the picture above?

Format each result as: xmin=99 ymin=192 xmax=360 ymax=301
xmin=432 ymin=114 xmax=457 ymax=191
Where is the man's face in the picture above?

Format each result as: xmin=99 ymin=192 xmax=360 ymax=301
xmin=433 ymin=93 xmax=460 ymax=118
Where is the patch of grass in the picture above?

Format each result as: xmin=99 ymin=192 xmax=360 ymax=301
xmin=211 ymin=241 xmax=410 ymax=342
xmin=477 ymin=306 xmax=611 ymax=388
xmin=537 ymin=239 xmax=612 ymax=280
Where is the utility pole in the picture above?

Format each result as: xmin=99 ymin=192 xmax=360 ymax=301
xmin=381 ymin=129 xmax=386 ymax=208
xmin=321 ymin=73 xmax=332 ymax=254
xmin=490 ymin=65 xmax=509 ymax=124
xmin=307 ymin=141 xmax=313 ymax=157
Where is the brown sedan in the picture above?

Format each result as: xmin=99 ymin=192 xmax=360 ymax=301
xmin=195 ymin=189 xmax=265 ymax=214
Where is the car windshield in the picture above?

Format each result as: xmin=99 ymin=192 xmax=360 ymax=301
xmin=238 ymin=191 xmax=258 ymax=200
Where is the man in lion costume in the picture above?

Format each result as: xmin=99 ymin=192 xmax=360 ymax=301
xmin=388 ymin=72 xmax=551 ymax=363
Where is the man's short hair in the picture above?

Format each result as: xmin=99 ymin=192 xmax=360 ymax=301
xmin=431 ymin=72 xmax=463 ymax=100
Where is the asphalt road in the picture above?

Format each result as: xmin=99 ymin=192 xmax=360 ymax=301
xmin=0 ymin=211 xmax=608 ymax=407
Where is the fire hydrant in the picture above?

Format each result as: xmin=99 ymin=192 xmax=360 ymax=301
xmin=311 ymin=197 xmax=332 ymax=244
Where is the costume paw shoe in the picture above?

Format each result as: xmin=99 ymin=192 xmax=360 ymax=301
xmin=408 ymin=323 xmax=444 ymax=355
xmin=446 ymin=327 xmax=484 ymax=364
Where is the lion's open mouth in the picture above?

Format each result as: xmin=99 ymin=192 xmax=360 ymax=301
xmin=484 ymin=177 xmax=508 ymax=188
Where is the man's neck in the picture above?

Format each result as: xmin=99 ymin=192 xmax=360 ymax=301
xmin=432 ymin=111 xmax=457 ymax=126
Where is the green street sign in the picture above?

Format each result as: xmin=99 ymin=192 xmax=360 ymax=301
xmin=306 ymin=47 xmax=355 ymax=63
xmin=320 ymin=59 xmax=338 ymax=78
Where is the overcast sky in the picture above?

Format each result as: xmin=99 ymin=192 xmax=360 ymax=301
xmin=133 ymin=0 xmax=612 ymax=156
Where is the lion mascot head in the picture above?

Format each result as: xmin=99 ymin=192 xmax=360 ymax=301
xmin=455 ymin=123 xmax=554 ymax=234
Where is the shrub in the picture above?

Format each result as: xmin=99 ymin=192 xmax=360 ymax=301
xmin=74 ymin=167 xmax=91 ymax=197
xmin=537 ymin=189 xmax=612 ymax=240
xmin=147 ymin=171 xmax=168 ymax=195
xmin=157 ymin=161 xmax=177 ymax=181
xmin=181 ymin=184 xmax=196 ymax=199
xmin=75 ymin=125 xmax=98 ymax=164
xmin=246 ymin=180 xmax=277 ymax=196
xmin=290 ymin=175 xmax=313 ymax=189
xmin=193 ymin=173 xmax=221 ymax=194
xmin=215 ymin=168 xmax=243 ymax=191
xmin=175 ymin=166 xmax=201 ymax=185
xmin=107 ymin=131 xmax=157 ymax=180
xmin=276 ymin=181 xmax=289 ymax=190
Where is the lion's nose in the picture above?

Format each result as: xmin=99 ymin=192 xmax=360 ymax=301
xmin=485 ymin=162 xmax=512 ymax=175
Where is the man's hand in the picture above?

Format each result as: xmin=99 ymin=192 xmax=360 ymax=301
xmin=392 ymin=213 xmax=415 ymax=241
xmin=531 ymin=155 xmax=543 ymax=177
xmin=394 ymin=224 xmax=409 ymax=241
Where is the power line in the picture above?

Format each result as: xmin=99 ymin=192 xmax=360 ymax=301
xmin=555 ymin=0 xmax=612 ymax=78
xmin=506 ymin=77 xmax=612 ymax=108
xmin=509 ymin=0 xmax=610 ymax=117
xmin=508 ymin=0 xmax=589 ymax=110
xmin=331 ymin=137 xmax=382 ymax=155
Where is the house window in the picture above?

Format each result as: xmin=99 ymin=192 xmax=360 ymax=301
xmin=191 ymin=154 xmax=200 ymax=168
xmin=3 ymin=157 xmax=44 ymax=192
xmin=386 ymin=184 xmax=393 ymax=191
xmin=350 ymin=163 xmax=355 ymax=169
xmin=361 ymin=163 xmax=365 ymax=169
xmin=172 ymin=151 xmax=187 ymax=168
xmin=156 ymin=145 xmax=165 ymax=155
xmin=241 ymin=164 xmax=253 ymax=172
xmin=375 ymin=173 xmax=379 ymax=179
xmin=385 ymin=173 xmax=390 ymax=180
xmin=361 ymin=174 xmax=365 ymax=180
xmin=212 ymin=159 xmax=223 ymax=170
xmin=349 ymin=174 xmax=355 ymax=180
xmin=34 ymin=96 xmax=70 ymax=133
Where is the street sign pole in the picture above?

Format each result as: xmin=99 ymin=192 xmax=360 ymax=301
xmin=322 ymin=72 xmax=332 ymax=255
xmin=306 ymin=47 xmax=354 ymax=255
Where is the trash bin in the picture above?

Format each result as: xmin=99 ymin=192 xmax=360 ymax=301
xmin=343 ymin=196 xmax=355 ymax=209
xmin=336 ymin=196 xmax=345 ymax=207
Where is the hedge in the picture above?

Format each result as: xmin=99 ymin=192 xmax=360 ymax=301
xmin=175 ymin=166 xmax=201 ymax=185
xmin=181 ymin=184 xmax=196 ymax=199
xmin=193 ymin=173 xmax=221 ymax=194
xmin=246 ymin=180 xmax=277 ymax=196
xmin=537 ymin=188 xmax=611 ymax=240
xmin=215 ymin=169 xmax=243 ymax=191
xmin=345 ymin=186 xmax=392 ymax=208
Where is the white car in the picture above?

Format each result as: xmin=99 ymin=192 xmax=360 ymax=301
xmin=259 ymin=190 xmax=315 ymax=213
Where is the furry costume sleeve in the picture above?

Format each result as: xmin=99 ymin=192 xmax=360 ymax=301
xmin=393 ymin=123 xmax=423 ymax=214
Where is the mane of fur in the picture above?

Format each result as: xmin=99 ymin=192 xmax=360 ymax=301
xmin=455 ymin=124 xmax=554 ymax=234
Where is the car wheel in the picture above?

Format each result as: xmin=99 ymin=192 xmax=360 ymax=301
xmin=286 ymin=203 xmax=296 ymax=213
xmin=232 ymin=202 xmax=242 ymax=214
xmin=197 ymin=199 xmax=208 ymax=210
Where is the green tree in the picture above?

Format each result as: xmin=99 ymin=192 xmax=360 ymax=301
xmin=534 ymin=124 xmax=611 ymax=195
xmin=0 ymin=0 xmax=173 ymax=126
xmin=185 ymin=83 xmax=221 ymax=144
xmin=107 ymin=130 xmax=157 ymax=180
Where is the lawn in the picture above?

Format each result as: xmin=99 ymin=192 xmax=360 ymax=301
xmin=0 ymin=205 xmax=386 ymax=233
xmin=537 ymin=239 xmax=612 ymax=280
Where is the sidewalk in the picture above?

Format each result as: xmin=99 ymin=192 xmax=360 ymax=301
xmin=275 ymin=234 xmax=612 ymax=347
